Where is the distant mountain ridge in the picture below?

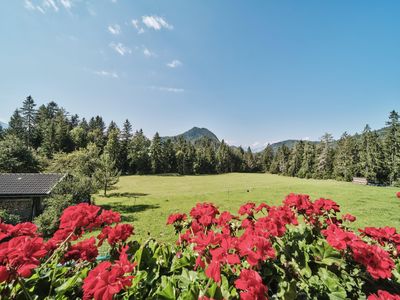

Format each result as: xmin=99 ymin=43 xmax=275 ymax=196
xmin=161 ymin=127 xmax=220 ymax=144
xmin=0 ymin=121 xmax=8 ymax=129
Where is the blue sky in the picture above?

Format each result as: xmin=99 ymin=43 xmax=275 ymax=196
xmin=0 ymin=1 xmax=399 ymax=148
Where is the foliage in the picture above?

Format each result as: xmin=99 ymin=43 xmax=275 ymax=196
xmin=0 ymin=134 xmax=40 ymax=173
xmin=1 ymin=193 xmax=400 ymax=299
xmin=0 ymin=210 xmax=20 ymax=225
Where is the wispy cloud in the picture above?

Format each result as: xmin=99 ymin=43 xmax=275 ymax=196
xmin=131 ymin=19 xmax=145 ymax=34
xmin=60 ymin=0 xmax=72 ymax=9
xmin=166 ymin=59 xmax=182 ymax=68
xmin=108 ymin=24 xmax=121 ymax=35
xmin=24 ymin=0 xmax=73 ymax=13
xmin=149 ymin=86 xmax=184 ymax=93
xmin=109 ymin=42 xmax=131 ymax=56
xmin=143 ymin=47 xmax=156 ymax=57
xmin=24 ymin=0 xmax=35 ymax=10
xmin=94 ymin=70 xmax=119 ymax=78
xmin=142 ymin=15 xmax=173 ymax=30
xmin=43 ymin=0 xmax=59 ymax=12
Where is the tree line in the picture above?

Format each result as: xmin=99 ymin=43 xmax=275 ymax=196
xmin=0 ymin=96 xmax=399 ymax=187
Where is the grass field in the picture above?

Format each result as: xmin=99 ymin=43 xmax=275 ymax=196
xmin=93 ymin=173 xmax=400 ymax=244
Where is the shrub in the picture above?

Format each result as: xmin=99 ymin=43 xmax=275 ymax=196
xmin=1 ymin=194 xmax=400 ymax=299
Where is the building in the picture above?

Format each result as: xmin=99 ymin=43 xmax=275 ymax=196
xmin=0 ymin=173 xmax=65 ymax=221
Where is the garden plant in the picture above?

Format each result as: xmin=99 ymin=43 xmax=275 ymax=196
xmin=0 ymin=193 xmax=400 ymax=299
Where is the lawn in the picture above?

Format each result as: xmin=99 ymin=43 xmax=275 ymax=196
xmin=93 ymin=173 xmax=400 ymax=244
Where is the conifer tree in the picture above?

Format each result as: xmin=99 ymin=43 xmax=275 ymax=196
xmin=162 ymin=139 xmax=177 ymax=173
xmin=359 ymin=125 xmax=388 ymax=183
xmin=120 ymin=119 xmax=133 ymax=173
xmin=384 ymin=110 xmax=400 ymax=184
xmin=298 ymin=142 xmax=316 ymax=178
xmin=20 ymin=96 xmax=37 ymax=148
xmin=8 ymin=109 xmax=25 ymax=141
xmin=287 ymin=141 xmax=305 ymax=177
xmin=316 ymin=133 xmax=335 ymax=179
xmin=261 ymin=145 xmax=274 ymax=173
xmin=150 ymin=132 xmax=164 ymax=174
xmin=216 ymin=140 xmax=231 ymax=173
xmin=333 ymin=132 xmax=358 ymax=181
xmin=127 ymin=129 xmax=151 ymax=174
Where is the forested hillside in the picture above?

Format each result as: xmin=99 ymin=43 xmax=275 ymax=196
xmin=0 ymin=96 xmax=399 ymax=187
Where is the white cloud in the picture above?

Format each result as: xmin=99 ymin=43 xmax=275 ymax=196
xmin=251 ymin=142 xmax=260 ymax=147
xmin=24 ymin=0 xmax=35 ymax=10
xmin=36 ymin=5 xmax=45 ymax=13
xmin=131 ymin=19 xmax=145 ymax=34
xmin=43 ymin=0 xmax=59 ymax=12
xmin=109 ymin=42 xmax=131 ymax=56
xmin=302 ymin=137 xmax=310 ymax=141
xmin=142 ymin=15 xmax=173 ymax=30
xmin=108 ymin=24 xmax=121 ymax=35
xmin=166 ymin=59 xmax=182 ymax=68
xmin=143 ymin=47 xmax=156 ymax=57
xmin=94 ymin=70 xmax=119 ymax=78
xmin=150 ymin=86 xmax=184 ymax=93
xmin=60 ymin=0 xmax=72 ymax=9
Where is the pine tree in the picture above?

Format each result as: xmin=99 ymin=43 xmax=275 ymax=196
xmin=270 ymin=145 xmax=290 ymax=174
xmin=20 ymin=96 xmax=37 ymax=148
xmin=315 ymin=133 xmax=335 ymax=179
xmin=120 ymin=119 xmax=133 ymax=173
xmin=384 ymin=110 xmax=400 ymax=184
xmin=333 ymin=132 xmax=358 ymax=181
xmin=359 ymin=125 xmax=388 ymax=184
xmin=94 ymin=152 xmax=120 ymax=196
xmin=298 ymin=142 xmax=316 ymax=178
xmin=244 ymin=147 xmax=257 ymax=172
xmin=127 ymin=129 xmax=151 ymax=174
xmin=162 ymin=139 xmax=177 ymax=173
xmin=261 ymin=145 xmax=274 ymax=172
xmin=287 ymin=141 xmax=305 ymax=177
xmin=8 ymin=109 xmax=25 ymax=141
xmin=216 ymin=140 xmax=231 ymax=173
xmin=150 ymin=132 xmax=164 ymax=173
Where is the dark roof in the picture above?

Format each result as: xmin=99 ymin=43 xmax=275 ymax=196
xmin=0 ymin=173 xmax=65 ymax=196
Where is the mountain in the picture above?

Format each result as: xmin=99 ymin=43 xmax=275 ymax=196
xmin=162 ymin=127 xmax=220 ymax=144
xmin=266 ymin=140 xmax=318 ymax=153
xmin=0 ymin=121 xmax=8 ymax=129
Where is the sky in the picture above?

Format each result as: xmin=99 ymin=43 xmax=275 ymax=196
xmin=0 ymin=1 xmax=399 ymax=149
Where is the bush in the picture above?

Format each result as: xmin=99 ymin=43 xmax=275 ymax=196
xmin=0 ymin=209 xmax=20 ymax=225
xmin=1 ymin=193 xmax=400 ymax=299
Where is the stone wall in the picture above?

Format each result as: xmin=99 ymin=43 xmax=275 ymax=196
xmin=0 ymin=198 xmax=33 ymax=221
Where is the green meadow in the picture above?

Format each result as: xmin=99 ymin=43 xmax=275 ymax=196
xmin=93 ymin=173 xmax=400 ymax=244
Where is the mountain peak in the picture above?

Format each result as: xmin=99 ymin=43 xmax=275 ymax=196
xmin=162 ymin=127 xmax=219 ymax=144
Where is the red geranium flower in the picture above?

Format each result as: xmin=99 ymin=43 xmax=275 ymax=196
xmin=0 ymin=236 xmax=47 ymax=282
xmin=83 ymin=247 xmax=135 ymax=300
xmin=166 ymin=213 xmax=187 ymax=225
xmin=64 ymin=237 xmax=98 ymax=262
xmin=342 ymin=214 xmax=356 ymax=222
xmin=396 ymin=192 xmax=400 ymax=199
xmin=97 ymin=224 xmax=134 ymax=247
xmin=239 ymin=203 xmax=256 ymax=216
xmin=235 ymin=269 xmax=268 ymax=300
xmin=368 ymin=290 xmax=400 ymax=300
xmin=322 ymin=224 xmax=358 ymax=250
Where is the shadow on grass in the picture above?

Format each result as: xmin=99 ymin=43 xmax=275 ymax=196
xmin=100 ymin=202 xmax=160 ymax=223
xmin=105 ymin=192 xmax=149 ymax=198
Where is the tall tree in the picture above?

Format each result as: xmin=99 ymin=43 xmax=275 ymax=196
xmin=270 ymin=145 xmax=290 ymax=174
xmin=297 ymin=142 xmax=316 ymax=178
xmin=120 ymin=119 xmax=133 ymax=173
xmin=287 ymin=141 xmax=305 ymax=177
xmin=8 ymin=109 xmax=25 ymax=140
xmin=333 ymin=132 xmax=358 ymax=181
xmin=244 ymin=147 xmax=257 ymax=172
xmin=261 ymin=145 xmax=274 ymax=173
xmin=384 ymin=110 xmax=400 ymax=184
xmin=150 ymin=132 xmax=164 ymax=174
xmin=315 ymin=133 xmax=335 ymax=179
xmin=359 ymin=125 xmax=388 ymax=183
xmin=20 ymin=96 xmax=37 ymax=148
xmin=127 ymin=129 xmax=151 ymax=174
xmin=216 ymin=140 xmax=231 ymax=173
xmin=104 ymin=128 xmax=121 ymax=165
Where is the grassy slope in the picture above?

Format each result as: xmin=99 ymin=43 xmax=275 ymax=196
xmin=94 ymin=173 xmax=399 ymax=244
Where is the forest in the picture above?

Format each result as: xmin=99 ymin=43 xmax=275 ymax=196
xmin=0 ymin=96 xmax=400 ymax=188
